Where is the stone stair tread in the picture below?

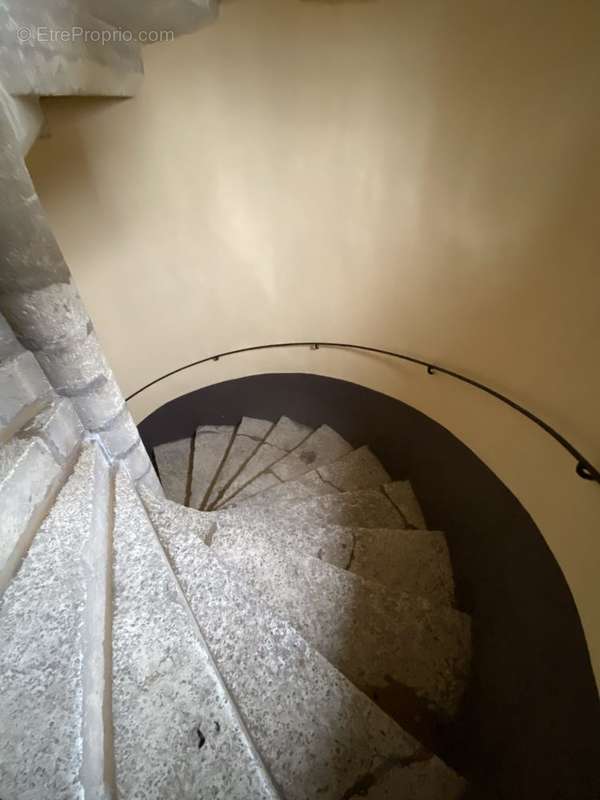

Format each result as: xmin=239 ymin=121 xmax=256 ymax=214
xmin=189 ymin=424 xmax=235 ymax=509
xmin=154 ymin=436 xmax=192 ymax=505
xmin=211 ymin=532 xmax=470 ymax=720
xmin=0 ymin=444 xmax=100 ymax=799
xmin=0 ymin=398 xmax=82 ymax=590
xmin=270 ymin=423 xmax=353 ymax=482
xmin=218 ymin=471 xmax=333 ymax=510
xmin=150 ymin=493 xmax=216 ymax=543
xmin=215 ymin=416 xmax=313 ymax=507
xmin=0 ymin=348 xmax=51 ymax=441
xmin=350 ymin=528 xmax=455 ymax=607
xmin=223 ymin=444 xmax=390 ymax=510
xmin=218 ymin=486 xmax=407 ymax=530
xmin=220 ymin=470 xmax=282 ymax=507
xmin=142 ymin=491 xmax=466 ymax=800
xmin=317 ymin=444 xmax=392 ymax=490
xmin=217 ymin=466 xmax=331 ymax=510
xmin=384 ymin=480 xmax=427 ymax=528
xmin=358 ymin=758 xmax=466 ymax=799
xmin=212 ymin=520 xmax=454 ymax=606
xmin=213 ymin=519 xmax=354 ymax=570
xmin=113 ymin=467 xmax=279 ymax=800
xmin=205 ymin=417 xmax=273 ymax=508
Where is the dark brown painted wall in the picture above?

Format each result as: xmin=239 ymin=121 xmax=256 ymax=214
xmin=138 ymin=372 xmax=600 ymax=800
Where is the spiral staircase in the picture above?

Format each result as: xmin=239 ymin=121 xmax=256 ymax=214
xmin=1 ymin=375 xmax=472 ymax=798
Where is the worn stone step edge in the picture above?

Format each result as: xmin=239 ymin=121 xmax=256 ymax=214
xmin=0 ymin=347 xmax=53 ymax=444
xmin=153 ymin=436 xmax=193 ymax=505
xmin=269 ymin=424 xmax=354 ymax=483
xmin=212 ymin=519 xmax=455 ymax=607
xmin=213 ymin=416 xmax=314 ymax=508
xmin=204 ymin=417 xmax=275 ymax=509
xmin=114 ymin=466 xmax=281 ymax=799
xmin=214 ymin=423 xmax=355 ymax=509
xmin=189 ymin=424 xmax=236 ymax=510
xmin=215 ymin=485 xmax=408 ymax=532
xmin=221 ymin=479 xmax=427 ymax=536
xmin=218 ymin=444 xmax=391 ymax=511
xmin=141 ymin=488 xmax=467 ymax=800
xmin=0 ymin=398 xmax=83 ymax=593
xmin=0 ymin=443 xmax=112 ymax=799
xmin=211 ymin=532 xmax=471 ymax=721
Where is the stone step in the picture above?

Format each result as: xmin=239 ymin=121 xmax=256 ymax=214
xmin=350 ymin=527 xmax=455 ymax=607
xmin=217 ymin=486 xmax=407 ymax=531
xmin=212 ymin=520 xmax=455 ymax=607
xmin=222 ymin=444 xmax=390 ymax=510
xmin=211 ymin=534 xmax=470 ymax=724
xmin=317 ymin=443 xmax=390 ymax=487
xmin=0 ymin=443 xmax=111 ymax=800
xmin=214 ymin=518 xmax=353 ymax=570
xmin=113 ymin=467 xmax=280 ymax=800
xmin=204 ymin=417 xmax=273 ymax=508
xmin=219 ymin=469 xmax=282 ymax=507
xmin=151 ymin=493 xmax=216 ymax=544
xmin=0 ymin=346 xmax=52 ymax=443
xmin=383 ymin=480 xmax=427 ymax=529
xmin=189 ymin=424 xmax=235 ymax=509
xmin=154 ymin=436 xmax=192 ymax=505
xmin=219 ymin=426 xmax=354 ymax=511
xmin=0 ymin=398 xmax=83 ymax=591
xmin=269 ymin=423 xmax=353 ymax=482
xmin=141 ymin=490 xmax=467 ymax=800
xmin=215 ymin=416 xmax=313 ymax=507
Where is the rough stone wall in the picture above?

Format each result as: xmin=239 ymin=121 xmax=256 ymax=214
xmin=0 ymin=86 xmax=159 ymax=492
xmin=0 ymin=0 xmax=144 ymax=97
xmin=87 ymin=0 xmax=218 ymax=37
xmin=0 ymin=0 xmax=220 ymax=493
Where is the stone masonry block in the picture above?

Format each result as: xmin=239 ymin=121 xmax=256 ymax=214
xmin=0 ymin=281 xmax=89 ymax=350
xmin=0 ymin=350 xmax=52 ymax=436
xmin=122 ymin=439 xmax=153 ymax=482
xmin=70 ymin=372 xmax=126 ymax=431
xmin=0 ymin=435 xmax=62 ymax=588
xmin=36 ymin=330 xmax=108 ymax=393
xmin=20 ymin=397 xmax=83 ymax=464
xmin=98 ymin=408 xmax=140 ymax=459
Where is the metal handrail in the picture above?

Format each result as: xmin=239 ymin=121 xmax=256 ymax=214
xmin=126 ymin=341 xmax=600 ymax=484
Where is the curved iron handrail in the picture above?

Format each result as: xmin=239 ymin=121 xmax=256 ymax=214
xmin=126 ymin=341 xmax=600 ymax=484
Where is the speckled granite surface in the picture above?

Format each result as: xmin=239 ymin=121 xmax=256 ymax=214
xmin=217 ymin=416 xmax=312 ymax=506
xmin=350 ymin=527 xmax=455 ymax=606
xmin=223 ymin=445 xmax=391 ymax=510
xmin=0 ymin=444 xmax=96 ymax=799
xmin=383 ymin=480 xmax=427 ymax=528
xmin=212 ymin=531 xmax=470 ymax=718
xmin=205 ymin=417 xmax=273 ymax=508
xmin=217 ymin=486 xmax=407 ymax=530
xmin=154 ymin=436 xmax=192 ymax=504
xmin=144 ymin=493 xmax=466 ymax=800
xmin=270 ymin=423 xmax=353 ymax=482
xmin=189 ymin=425 xmax=234 ymax=509
xmin=213 ymin=518 xmax=354 ymax=568
xmin=112 ymin=466 xmax=279 ymax=800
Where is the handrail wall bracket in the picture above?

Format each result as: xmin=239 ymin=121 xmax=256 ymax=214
xmin=126 ymin=341 xmax=600 ymax=486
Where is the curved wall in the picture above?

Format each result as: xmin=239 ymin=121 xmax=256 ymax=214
xmin=138 ymin=371 xmax=600 ymax=800
xmin=26 ymin=0 xmax=600 ymax=681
